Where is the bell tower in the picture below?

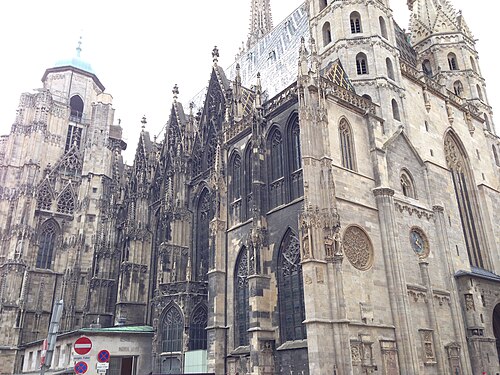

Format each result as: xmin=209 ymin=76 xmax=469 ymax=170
xmin=409 ymin=0 xmax=495 ymax=132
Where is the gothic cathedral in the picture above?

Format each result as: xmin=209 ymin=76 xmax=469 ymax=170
xmin=1 ymin=0 xmax=499 ymax=374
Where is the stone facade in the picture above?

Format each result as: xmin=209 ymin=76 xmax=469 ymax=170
xmin=1 ymin=1 xmax=500 ymax=375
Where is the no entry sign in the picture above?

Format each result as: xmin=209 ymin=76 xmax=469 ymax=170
xmin=74 ymin=336 xmax=92 ymax=355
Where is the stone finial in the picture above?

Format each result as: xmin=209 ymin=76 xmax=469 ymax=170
xmin=173 ymin=84 xmax=179 ymax=102
xmin=141 ymin=115 xmax=147 ymax=130
xmin=212 ymin=46 xmax=219 ymax=65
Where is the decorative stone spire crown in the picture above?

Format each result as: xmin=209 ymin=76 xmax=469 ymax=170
xmin=247 ymin=0 xmax=273 ymax=48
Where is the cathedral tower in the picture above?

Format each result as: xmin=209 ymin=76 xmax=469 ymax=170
xmin=247 ymin=0 xmax=273 ymax=48
xmin=409 ymin=0 xmax=495 ymax=132
xmin=0 ymin=42 xmax=126 ymax=373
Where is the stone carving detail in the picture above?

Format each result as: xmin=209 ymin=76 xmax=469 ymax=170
xmin=380 ymin=341 xmax=399 ymax=375
xmin=342 ymin=226 xmax=373 ymax=271
xmin=282 ymin=235 xmax=301 ymax=277
xmin=464 ymin=293 xmax=475 ymax=311
xmin=419 ymin=329 xmax=436 ymax=362
xmin=351 ymin=344 xmax=362 ymax=362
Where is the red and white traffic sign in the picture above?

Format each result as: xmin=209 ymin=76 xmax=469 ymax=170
xmin=74 ymin=336 xmax=92 ymax=355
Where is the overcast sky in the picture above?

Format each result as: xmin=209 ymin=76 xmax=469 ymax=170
xmin=0 ymin=0 xmax=497 ymax=163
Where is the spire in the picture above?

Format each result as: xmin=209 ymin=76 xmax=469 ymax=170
xmin=409 ymin=0 xmax=466 ymax=45
xmin=247 ymin=0 xmax=273 ymax=48
xmin=76 ymin=36 xmax=82 ymax=57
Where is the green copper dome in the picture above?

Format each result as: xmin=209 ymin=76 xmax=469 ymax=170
xmin=53 ymin=38 xmax=95 ymax=74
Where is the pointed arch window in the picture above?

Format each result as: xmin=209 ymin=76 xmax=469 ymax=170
xmin=268 ymin=127 xmax=284 ymax=209
xmin=470 ymin=56 xmax=477 ymax=73
xmin=278 ymin=230 xmax=306 ymax=342
xmin=386 ymin=58 xmax=395 ymax=80
xmin=356 ymin=53 xmax=368 ymax=75
xmin=36 ymin=220 xmax=59 ymax=269
xmin=422 ymin=59 xmax=433 ymax=77
xmin=234 ymin=247 xmax=249 ymax=347
xmin=444 ymin=132 xmax=486 ymax=269
xmin=453 ymin=81 xmax=464 ymax=97
xmin=400 ymin=169 xmax=417 ymax=199
xmin=288 ymin=114 xmax=303 ymax=201
xmin=448 ymin=53 xmax=458 ymax=70
xmin=392 ymin=99 xmax=401 ymax=121
xmin=350 ymin=11 xmax=362 ymax=33
xmin=484 ymin=114 xmax=491 ymax=132
xmin=189 ymin=305 xmax=207 ymax=350
xmin=195 ymin=189 xmax=212 ymax=280
xmin=379 ymin=16 xmax=388 ymax=39
xmin=319 ymin=0 xmax=327 ymax=11
xmin=244 ymin=143 xmax=253 ymax=220
xmin=37 ymin=181 xmax=53 ymax=211
xmin=493 ymin=145 xmax=500 ymax=167
xmin=57 ymin=186 xmax=75 ymax=215
xmin=322 ymin=22 xmax=332 ymax=46
xmin=229 ymin=153 xmax=242 ymax=223
xmin=476 ymin=85 xmax=484 ymax=101
xmin=161 ymin=306 xmax=184 ymax=353
xmin=339 ymin=119 xmax=356 ymax=171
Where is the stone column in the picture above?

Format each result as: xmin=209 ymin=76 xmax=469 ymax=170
xmin=418 ymin=260 xmax=446 ymax=374
xmin=432 ymin=205 xmax=472 ymax=374
xmin=373 ymin=187 xmax=420 ymax=374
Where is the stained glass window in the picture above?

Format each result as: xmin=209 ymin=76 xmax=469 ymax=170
xmin=235 ymin=247 xmax=249 ymax=347
xmin=189 ymin=305 xmax=207 ymax=350
xmin=36 ymin=220 xmax=58 ymax=269
xmin=161 ymin=306 xmax=184 ymax=353
xmin=278 ymin=231 xmax=306 ymax=342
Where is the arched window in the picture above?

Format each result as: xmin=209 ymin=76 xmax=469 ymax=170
xmin=288 ymin=114 xmax=303 ymax=200
xmin=453 ymin=81 xmax=464 ymax=97
xmin=244 ymin=143 xmax=253 ymax=220
xmin=36 ymin=220 xmax=59 ymax=269
xmin=69 ymin=95 xmax=84 ymax=122
xmin=37 ymin=180 xmax=53 ymax=211
xmin=422 ymin=59 xmax=433 ymax=77
xmin=234 ymin=247 xmax=249 ymax=347
xmin=493 ymin=145 xmax=500 ymax=167
xmin=268 ymin=127 xmax=284 ymax=209
xmin=476 ymin=84 xmax=484 ymax=101
xmin=379 ymin=16 xmax=388 ymax=39
xmin=484 ymin=114 xmax=491 ymax=132
xmin=448 ymin=53 xmax=458 ymax=70
xmin=229 ymin=153 xmax=242 ymax=223
xmin=356 ymin=52 xmax=368 ymax=75
xmin=470 ymin=56 xmax=477 ymax=73
xmin=362 ymin=94 xmax=372 ymax=101
xmin=195 ymin=189 xmax=212 ymax=281
xmin=161 ymin=305 xmax=184 ymax=353
xmin=278 ymin=230 xmax=306 ymax=342
xmin=189 ymin=305 xmax=207 ymax=350
xmin=400 ymin=169 xmax=417 ymax=199
xmin=339 ymin=119 xmax=356 ymax=171
xmin=392 ymin=99 xmax=401 ymax=121
xmin=319 ymin=0 xmax=327 ymax=11
xmin=444 ymin=132 xmax=486 ymax=269
xmin=65 ymin=125 xmax=83 ymax=152
xmin=322 ymin=22 xmax=332 ymax=46
xmin=350 ymin=11 xmax=362 ymax=33
xmin=386 ymin=58 xmax=395 ymax=80
xmin=57 ymin=185 xmax=75 ymax=214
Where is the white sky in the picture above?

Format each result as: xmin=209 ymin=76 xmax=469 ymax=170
xmin=0 ymin=0 xmax=498 ymax=163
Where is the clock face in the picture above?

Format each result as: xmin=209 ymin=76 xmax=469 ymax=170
xmin=410 ymin=229 xmax=428 ymax=257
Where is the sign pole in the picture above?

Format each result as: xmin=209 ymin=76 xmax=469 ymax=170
xmin=40 ymin=299 xmax=64 ymax=375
